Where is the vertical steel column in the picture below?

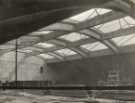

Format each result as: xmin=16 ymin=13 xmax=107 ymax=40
xmin=15 ymin=39 xmax=18 ymax=82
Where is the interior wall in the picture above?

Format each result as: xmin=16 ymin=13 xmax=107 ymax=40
xmin=1 ymin=51 xmax=135 ymax=85
xmin=0 ymin=52 xmax=49 ymax=81
xmin=48 ymin=52 xmax=135 ymax=85
xmin=18 ymin=56 xmax=45 ymax=81
xmin=18 ymin=56 xmax=54 ymax=81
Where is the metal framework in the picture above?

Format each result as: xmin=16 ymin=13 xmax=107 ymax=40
xmin=0 ymin=0 xmax=135 ymax=64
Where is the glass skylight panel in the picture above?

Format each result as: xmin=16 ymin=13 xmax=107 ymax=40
xmin=18 ymin=36 xmax=39 ymax=45
xmin=124 ymin=16 xmax=135 ymax=25
xmin=63 ymin=19 xmax=79 ymax=24
xmin=41 ymin=23 xmax=74 ymax=31
xmin=23 ymin=47 xmax=43 ymax=52
xmin=94 ymin=19 xmax=121 ymax=33
xmin=36 ymin=42 xmax=55 ymax=48
xmin=39 ymin=54 xmax=55 ymax=59
xmin=94 ymin=16 xmax=135 ymax=33
xmin=96 ymin=9 xmax=111 ymax=15
xmin=55 ymin=48 xmax=77 ymax=56
xmin=81 ymin=42 xmax=108 ymax=51
xmin=112 ymin=33 xmax=135 ymax=46
xmin=17 ymin=49 xmax=32 ymax=53
xmin=59 ymin=32 xmax=89 ymax=42
xmin=0 ymin=45 xmax=14 ymax=50
xmin=29 ymin=31 xmax=53 ymax=36
xmin=117 ymin=16 xmax=135 ymax=29
xmin=68 ymin=8 xmax=111 ymax=22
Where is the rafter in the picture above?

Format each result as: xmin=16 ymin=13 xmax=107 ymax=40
xmin=93 ymin=29 xmax=119 ymax=53
xmin=48 ymin=52 xmax=64 ymax=61
xmin=103 ymin=40 xmax=119 ymax=53
xmin=79 ymin=29 xmax=101 ymax=39
xmin=69 ymin=47 xmax=88 ymax=57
